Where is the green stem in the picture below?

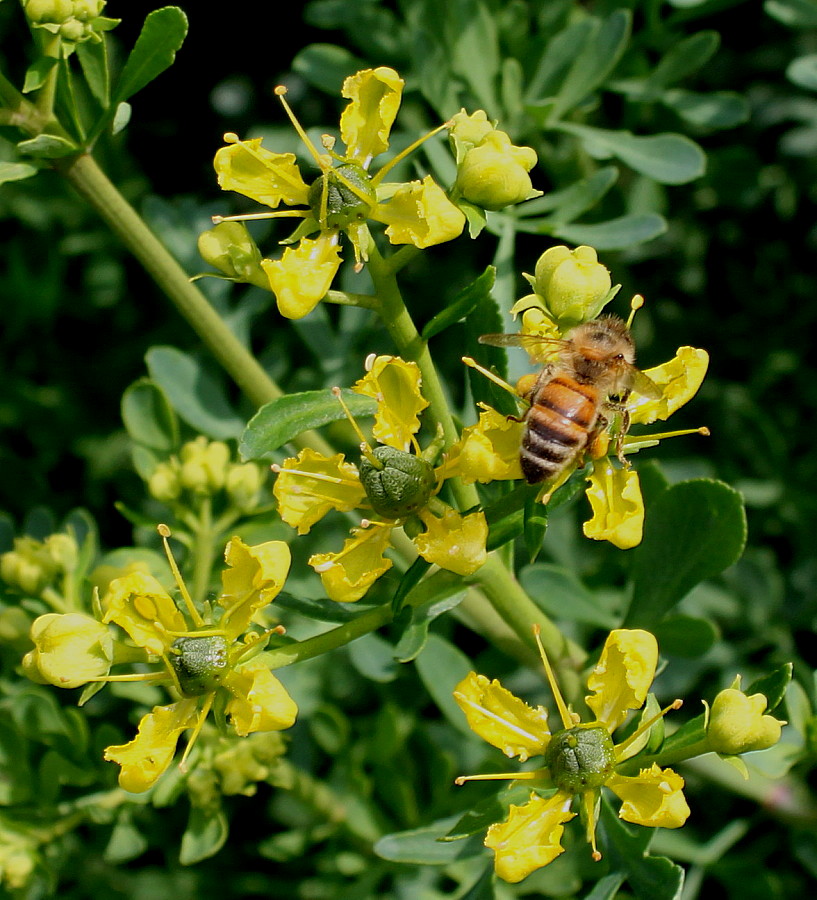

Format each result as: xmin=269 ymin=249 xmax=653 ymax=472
xmin=190 ymin=496 xmax=215 ymax=606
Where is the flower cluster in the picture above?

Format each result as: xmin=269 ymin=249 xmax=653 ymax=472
xmin=23 ymin=528 xmax=297 ymax=792
xmin=273 ymin=355 xmax=488 ymax=602
xmin=23 ymin=0 xmax=118 ymax=46
xmin=454 ymin=628 xmax=689 ymax=882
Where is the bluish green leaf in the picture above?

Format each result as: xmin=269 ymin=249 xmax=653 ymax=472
xmin=113 ymin=7 xmax=188 ymax=105
xmin=292 ymin=43 xmax=363 ymax=94
xmin=526 ymin=19 xmax=595 ymax=101
xmin=146 ymin=346 xmax=244 ymax=440
xmin=348 ymin=632 xmax=399 ymax=683
xmin=239 ymin=389 xmax=376 ymax=460
xmin=523 ymin=489 xmax=548 ymax=562
xmin=640 ymin=31 xmax=720 ymax=98
xmin=626 ymin=479 xmax=747 ymax=628
xmin=548 ymin=10 xmax=631 ymax=122
xmin=0 ymin=162 xmax=38 ymax=184
xmin=374 ymin=817 xmax=486 ymax=865
xmin=415 ymin=634 xmax=474 ymax=733
xmin=76 ymin=37 xmax=110 ymax=106
xmin=519 ymin=167 xmax=619 ymax=224
xmin=787 ymin=54 xmax=817 ymax=91
xmin=551 ymin=213 xmax=667 ymax=250
xmin=443 ymin=784 xmax=530 ymax=841
xmin=423 ymin=267 xmax=496 ymax=340
xmin=275 ymin=592 xmax=384 ymax=624
xmin=765 ymin=0 xmax=817 ymax=28
xmin=393 ymin=589 xmax=466 ymax=663
xmin=179 ymin=807 xmax=228 ymax=865
xmin=16 ymin=133 xmax=78 ymax=159
xmin=121 ymin=377 xmax=179 ymax=453
xmin=104 ymin=813 xmax=148 ymax=864
xmin=557 ymin=122 xmax=706 ymax=184
xmin=521 ymin=563 xmax=617 ymax=628
xmin=22 ymin=57 xmax=58 ymax=94
xmin=653 ymin=615 xmax=719 ymax=658
xmin=450 ymin=0 xmax=500 ymax=111
xmin=663 ymin=89 xmax=750 ymax=129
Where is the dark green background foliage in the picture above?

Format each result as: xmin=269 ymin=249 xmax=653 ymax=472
xmin=2 ymin=1 xmax=817 ymax=898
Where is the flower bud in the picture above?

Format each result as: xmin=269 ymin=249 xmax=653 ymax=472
xmin=45 ymin=532 xmax=79 ymax=572
xmin=24 ymin=0 xmax=113 ymax=44
xmin=308 ymin=163 xmax=376 ymax=230
xmin=197 ymin=221 xmax=269 ymax=289
xmin=179 ymin=438 xmax=230 ymax=494
xmin=225 ymin=462 xmax=265 ymax=511
xmin=544 ymin=724 xmax=616 ymax=793
xmin=455 ymin=130 xmax=538 ymax=210
xmin=170 ymin=635 xmax=229 ymax=696
xmin=533 ymin=245 xmax=612 ymax=325
xmin=707 ymin=688 xmax=783 ymax=755
xmin=358 ymin=446 xmax=436 ymax=519
xmin=448 ymin=109 xmax=495 ymax=153
xmin=148 ymin=459 xmax=182 ymax=503
xmin=0 ymin=537 xmax=58 ymax=596
xmin=26 ymin=613 xmax=113 ymax=688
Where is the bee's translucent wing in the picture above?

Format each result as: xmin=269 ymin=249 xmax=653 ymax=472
xmin=478 ymin=333 xmax=570 ymax=362
xmin=629 ymin=368 xmax=663 ymax=399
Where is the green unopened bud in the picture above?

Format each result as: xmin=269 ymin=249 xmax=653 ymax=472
xmin=225 ymin=462 xmax=265 ymax=511
xmin=544 ymin=724 xmax=616 ymax=793
xmin=148 ymin=459 xmax=182 ymax=503
xmin=24 ymin=0 xmax=74 ymax=22
xmin=213 ymin=732 xmax=287 ymax=796
xmin=358 ymin=446 xmax=436 ymax=519
xmin=179 ymin=437 xmax=230 ymax=494
xmin=532 ymin=245 xmax=612 ymax=325
xmin=44 ymin=533 xmax=79 ymax=572
xmin=24 ymin=0 xmax=114 ymax=44
xmin=456 ymin=131 xmax=539 ymax=211
xmin=197 ymin=221 xmax=269 ymax=289
xmin=0 ymin=537 xmax=59 ymax=596
xmin=26 ymin=612 xmax=113 ymax=688
xmin=448 ymin=109 xmax=495 ymax=156
xmin=170 ymin=635 xmax=229 ymax=696
xmin=308 ymin=163 xmax=376 ymax=230
xmin=708 ymin=688 xmax=783 ymax=755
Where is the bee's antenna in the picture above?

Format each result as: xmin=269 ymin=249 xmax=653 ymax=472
xmin=626 ymin=294 xmax=645 ymax=330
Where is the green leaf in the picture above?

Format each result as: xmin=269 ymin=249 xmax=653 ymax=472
xmin=523 ymin=489 xmax=548 ymax=562
xmin=179 ymin=806 xmax=228 ymax=865
xmin=548 ymin=10 xmax=631 ymax=122
xmin=450 ymin=0 xmax=500 ymax=111
xmin=746 ymin=663 xmax=793 ymax=712
xmin=112 ymin=7 xmax=188 ymax=105
xmin=22 ymin=57 xmax=58 ymax=94
xmin=422 ymin=266 xmax=496 ymax=340
xmin=519 ymin=166 xmax=619 ymax=225
xmin=76 ymin=37 xmax=110 ymax=106
xmin=145 ymin=345 xmax=244 ymax=440
xmin=16 ymin=133 xmax=79 ymax=159
xmin=239 ymin=389 xmax=376 ymax=460
xmin=662 ymin=89 xmax=750 ymax=129
xmin=639 ymin=31 xmax=720 ymax=98
xmin=526 ymin=19 xmax=595 ymax=101
xmin=765 ymin=0 xmax=817 ymax=28
xmin=551 ymin=213 xmax=667 ymax=250
xmin=626 ymin=479 xmax=747 ymax=628
xmin=348 ymin=632 xmax=399 ymax=683
xmin=444 ymin=784 xmax=530 ymax=841
xmin=557 ymin=122 xmax=706 ymax=185
xmin=391 ymin=556 xmax=432 ymax=616
xmin=121 ymin=378 xmax=179 ymax=453
xmin=393 ymin=588 xmax=466 ymax=663
xmin=374 ymin=817 xmax=486 ymax=865
xmin=787 ymin=53 xmax=817 ymax=90
xmin=292 ymin=43 xmax=364 ymax=94
xmin=0 ymin=161 xmax=38 ymax=184
xmin=653 ymin=615 xmax=719 ymax=658
xmin=459 ymin=864 xmax=497 ymax=900
xmin=520 ymin=563 xmax=618 ymax=628
xmin=275 ymin=592 xmax=384 ymax=624
xmin=415 ymin=634 xmax=474 ymax=734
xmin=584 ymin=874 xmax=627 ymax=900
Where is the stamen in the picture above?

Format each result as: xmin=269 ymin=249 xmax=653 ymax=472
xmin=371 ymin=122 xmax=449 ymax=185
xmin=452 ymin=692 xmax=541 ymax=745
xmin=462 ymin=356 xmax=526 ymax=401
xmin=179 ymin=694 xmax=214 ymax=771
xmin=614 ymin=699 xmax=683 ymax=759
xmin=626 ymin=294 xmax=645 ymax=330
xmin=331 ymin=387 xmax=382 ymax=469
xmin=533 ymin=625 xmax=574 ymax=730
xmin=270 ymin=462 xmax=354 ymax=486
xmin=581 ymin=790 xmax=602 ymax=861
xmin=84 ymin=671 xmax=168 ymax=684
xmin=626 ymin=426 xmax=709 ymax=446
xmin=454 ymin=770 xmax=541 ymax=786
xmin=274 ymin=84 xmax=329 ymax=170
xmin=211 ymin=210 xmax=307 ymax=225
xmin=157 ymin=525 xmax=205 ymax=628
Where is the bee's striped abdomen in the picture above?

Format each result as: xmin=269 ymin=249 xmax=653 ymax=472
xmin=520 ymin=376 xmax=599 ymax=484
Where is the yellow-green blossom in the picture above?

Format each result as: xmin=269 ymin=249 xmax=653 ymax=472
xmin=527 ymin=245 xmax=613 ymax=326
xmin=707 ymin=679 xmax=785 ymax=755
xmin=454 ymin=628 xmax=689 ymax=883
xmin=273 ymin=355 xmax=487 ymax=602
xmin=211 ymin=67 xmax=464 ymax=318
xmin=24 ymin=532 xmax=297 ymax=793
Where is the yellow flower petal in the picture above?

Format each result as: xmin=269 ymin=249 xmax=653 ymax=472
xmin=101 ymin=572 xmax=187 ymax=655
xmin=607 ymin=763 xmax=690 ymax=828
xmin=585 ymin=629 xmax=658 ymax=733
xmin=415 ymin=508 xmax=487 ymax=576
xmin=309 ymin=524 xmax=393 ymax=602
xmin=273 ymin=448 xmax=367 ymax=535
xmin=103 ymin=699 xmax=198 ymax=793
xmin=27 ymin=613 xmax=113 ymax=688
xmin=223 ymin=660 xmax=298 ymax=736
xmin=339 ymin=67 xmax=404 ymax=164
xmin=214 ymin=137 xmax=310 ymax=207
xmin=352 ymin=355 xmax=428 ymax=450
xmin=486 ymin=791 xmax=575 ymax=883
xmin=582 ymin=460 xmax=644 ymax=550
xmin=262 ymin=234 xmax=343 ymax=319
xmin=219 ymin=538 xmax=291 ymax=639
xmin=628 ymin=347 xmax=709 ymax=425
xmin=374 ymin=176 xmax=465 ymax=248
xmin=453 ymin=672 xmax=550 ymax=761
xmin=444 ymin=407 xmax=524 ymax=483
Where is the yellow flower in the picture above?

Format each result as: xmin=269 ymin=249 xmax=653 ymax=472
xmin=211 ymin=68 xmax=463 ymax=318
xmin=707 ymin=681 xmax=784 ymax=755
xmin=531 ymin=245 xmax=613 ymax=326
xmin=273 ymin=356 xmax=488 ymax=601
xmin=454 ymin=628 xmax=689 ymax=882
xmin=583 ymin=460 xmax=644 ymax=550
xmin=36 ymin=530 xmax=297 ymax=793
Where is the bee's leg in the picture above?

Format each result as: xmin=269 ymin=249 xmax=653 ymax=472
xmin=602 ymin=393 xmax=632 ymax=468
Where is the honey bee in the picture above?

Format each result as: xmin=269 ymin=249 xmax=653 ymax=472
xmin=478 ymin=315 xmax=660 ymax=484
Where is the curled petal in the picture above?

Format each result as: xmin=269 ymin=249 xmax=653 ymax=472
xmin=454 ymin=672 xmax=550 ymax=761
xmin=374 ymin=176 xmax=465 ymax=248
xmin=262 ymin=234 xmax=343 ymax=319
xmin=219 ymin=538 xmax=291 ymax=638
xmin=273 ymin=449 xmax=367 ymax=534
xmin=444 ymin=407 xmax=524 ymax=483
xmin=628 ymin=347 xmax=709 ymax=425
xmin=585 ymin=629 xmax=658 ymax=732
xmin=582 ymin=460 xmax=644 ymax=550
xmin=26 ymin=613 xmax=113 ymax=688
xmin=103 ymin=699 xmax=198 ymax=793
xmin=223 ymin=660 xmax=298 ymax=736
xmin=340 ymin=67 xmax=404 ymax=164
xmin=607 ymin=764 xmax=690 ymax=828
xmin=309 ymin=524 xmax=393 ymax=602
xmin=101 ymin=572 xmax=187 ymax=655
xmin=352 ymin=355 xmax=428 ymax=450
xmin=415 ymin=508 xmax=487 ymax=576
xmin=214 ymin=138 xmax=310 ymax=207
xmin=486 ymin=791 xmax=575 ymax=883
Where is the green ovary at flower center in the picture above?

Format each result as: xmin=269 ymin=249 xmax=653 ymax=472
xmin=170 ymin=634 xmax=229 ymax=696
xmin=308 ymin=163 xmax=376 ymax=229
xmin=544 ymin=724 xmax=616 ymax=793
xmin=358 ymin=445 xmax=437 ymax=519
